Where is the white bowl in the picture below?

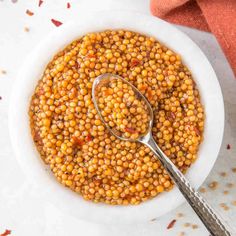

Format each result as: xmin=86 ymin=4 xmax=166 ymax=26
xmin=9 ymin=11 xmax=224 ymax=224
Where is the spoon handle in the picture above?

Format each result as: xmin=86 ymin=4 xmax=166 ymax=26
xmin=145 ymin=135 xmax=234 ymax=236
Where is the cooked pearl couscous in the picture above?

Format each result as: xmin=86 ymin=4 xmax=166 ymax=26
xmin=29 ymin=30 xmax=204 ymax=205
xmin=95 ymin=76 xmax=150 ymax=140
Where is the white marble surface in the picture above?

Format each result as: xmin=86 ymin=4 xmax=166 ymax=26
xmin=0 ymin=0 xmax=235 ymax=235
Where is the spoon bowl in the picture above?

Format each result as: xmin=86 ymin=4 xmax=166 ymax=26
xmin=92 ymin=73 xmax=232 ymax=236
xmin=92 ymin=73 xmax=153 ymax=142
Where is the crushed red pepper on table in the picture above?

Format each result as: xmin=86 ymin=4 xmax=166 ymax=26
xmin=167 ymin=219 xmax=177 ymax=229
xmin=227 ymin=144 xmax=231 ymax=150
xmin=38 ymin=0 xmax=43 ymax=7
xmin=0 ymin=229 xmax=11 ymax=236
xmin=26 ymin=9 xmax=34 ymax=16
xmin=67 ymin=2 xmax=71 ymax=8
xmin=51 ymin=18 xmax=63 ymax=27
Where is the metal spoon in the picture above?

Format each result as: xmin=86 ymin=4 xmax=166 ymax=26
xmin=92 ymin=73 xmax=233 ymax=236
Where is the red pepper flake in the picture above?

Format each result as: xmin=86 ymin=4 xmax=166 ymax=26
xmin=0 ymin=96 xmax=2 ymax=100
xmin=72 ymin=136 xmax=84 ymax=146
xmin=147 ymin=89 xmax=153 ymax=100
xmin=167 ymin=111 xmax=176 ymax=121
xmin=67 ymin=2 xmax=71 ymax=8
xmin=227 ymin=144 xmax=231 ymax=150
xmin=86 ymin=54 xmax=96 ymax=59
xmin=86 ymin=134 xmax=93 ymax=142
xmin=139 ymin=84 xmax=148 ymax=91
xmin=51 ymin=19 xmax=63 ymax=27
xmin=194 ymin=127 xmax=201 ymax=136
xmin=0 ymin=229 xmax=11 ymax=236
xmin=167 ymin=219 xmax=177 ymax=229
xmin=38 ymin=0 xmax=43 ymax=7
xmin=125 ymin=127 xmax=137 ymax=134
xmin=130 ymin=59 xmax=141 ymax=68
xmin=103 ymin=88 xmax=113 ymax=96
xmin=26 ymin=9 xmax=34 ymax=16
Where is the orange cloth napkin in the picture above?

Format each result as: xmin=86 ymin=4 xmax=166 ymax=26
xmin=150 ymin=0 xmax=236 ymax=77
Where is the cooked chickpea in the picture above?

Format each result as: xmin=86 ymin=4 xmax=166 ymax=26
xmin=29 ymin=30 xmax=204 ymax=205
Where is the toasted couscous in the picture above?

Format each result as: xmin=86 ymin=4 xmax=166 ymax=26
xmin=29 ymin=30 xmax=204 ymax=205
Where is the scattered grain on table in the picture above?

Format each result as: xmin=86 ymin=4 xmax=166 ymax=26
xmin=183 ymin=222 xmax=191 ymax=227
xmin=178 ymin=232 xmax=185 ymax=236
xmin=220 ymin=203 xmax=230 ymax=211
xmin=192 ymin=224 xmax=199 ymax=229
xmin=24 ymin=27 xmax=30 ymax=32
xmin=232 ymin=168 xmax=236 ymax=173
xmin=199 ymin=187 xmax=206 ymax=193
xmin=223 ymin=190 xmax=229 ymax=195
xmin=219 ymin=172 xmax=227 ymax=177
xmin=0 ymin=69 xmax=6 ymax=75
xmin=208 ymin=181 xmax=218 ymax=190
xmin=176 ymin=212 xmax=184 ymax=218
xmin=226 ymin=183 xmax=234 ymax=188
xmin=231 ymin=201 xmax=236 ymax=206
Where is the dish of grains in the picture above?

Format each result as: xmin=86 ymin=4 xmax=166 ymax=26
xmin=29 ymin=30 xmax=204 ymax=205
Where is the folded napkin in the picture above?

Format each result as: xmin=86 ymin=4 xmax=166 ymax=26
xmin=150 ymin=0 xmax=236 ymax=77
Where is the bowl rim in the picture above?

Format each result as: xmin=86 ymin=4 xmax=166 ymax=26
xmin=8 ymin=11 xmax=224 ymax=224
